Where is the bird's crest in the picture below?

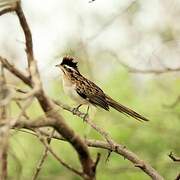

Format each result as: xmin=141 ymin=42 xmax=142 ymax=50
xmin=61 ymin=56 xmax=78 ymax=69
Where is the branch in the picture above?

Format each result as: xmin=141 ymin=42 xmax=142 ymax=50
xmin=0 ymin=0 xmax=18 ymax=16
xmin=22 ymin=126 xmax=164 ymax=180
xmin=37 ymin=131 xmax=84 ymax=178
xmin=169 ymin=152 xmax=180 ymax=162
xmin=104 ymin=50 xmax=180 ymax=75
xmin=169 ymin=152 xmax=180 ymax=180
xmin=92 ymin=153 xmax=101 ymax=173
xmin=0 ymin=57 xmax=96 ymax=179
xmin=86 ymin=1 xmax=137 ymax=42
xmin=0 ymin=3 xmax=95 ymax=179
xmin=15 ymin=101 xmax=50 ymax=180
xmin=0 ymin=57 xmax=31 ymax=85
xmin=15 ymin=1 xmax=34 ymax=68
xmin=32 ymin=129 xmax=55 ymax=180
xmin=8 ymin=115 xmax=164 ymax=180
xmin=17 ymin=128 xmax=166 ymax=179
xmin=53 ymin=100 xmax=164 ymax=180
xmin=122 ymin=65 xmax=180 ymax=74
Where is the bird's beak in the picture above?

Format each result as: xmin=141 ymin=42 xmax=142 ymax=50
xmin=55 ymin=64 xmax=60 ymax=67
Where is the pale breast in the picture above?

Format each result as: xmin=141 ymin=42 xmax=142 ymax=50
xmin=62 ymin=74 xmax=87 ymax=104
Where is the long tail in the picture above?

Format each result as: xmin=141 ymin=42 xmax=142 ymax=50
xmin=105 ymin=95 xmax=149 ymax=122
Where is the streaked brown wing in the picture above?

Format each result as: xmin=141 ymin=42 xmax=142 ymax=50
xmin=76 ymin=76 xmax=109 ymax=110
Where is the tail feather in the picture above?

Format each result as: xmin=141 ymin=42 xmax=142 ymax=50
xmin=105 ymin=95 xmax=149 ymax=122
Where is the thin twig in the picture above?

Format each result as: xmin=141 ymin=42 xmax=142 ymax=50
xmin=15 ymin=1 xmax=34 ymax=67
xmin=108 ymin=50 xmax=180 ymax=75
xmin=92 ymin=153 xmax=101 ymax=173
xmin=169 ymin=152 xmax=180 ymax=162
xmin=54 ymin=100 xmax=116 ymax=148
xmin=32 ymin=129 xmax=55 ymax=180
xmin=0 ymin=57 xmax=31 ymax=85
xmin=16 ymin=100 xmax=55 ymax=180
xmin=37 ymin=131 xmax=84 ymax=178
xmin=10 ymin=97 xmax=34 ymax=127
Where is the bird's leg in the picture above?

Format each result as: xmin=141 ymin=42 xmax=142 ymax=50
xmin=83 ymin=105 xmax=90 ymax=121
xmin=72 ymin=104 xmax=82 ymax=115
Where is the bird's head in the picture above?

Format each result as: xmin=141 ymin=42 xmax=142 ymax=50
xmin=56 ymin=56 xmax=79 ymax=73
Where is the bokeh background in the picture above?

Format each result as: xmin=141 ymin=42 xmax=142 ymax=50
xmin=0 ymin=0 xmax=180 ymax=179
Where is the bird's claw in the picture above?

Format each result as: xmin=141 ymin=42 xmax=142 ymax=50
xmin=72 ymin=104 xmax=82 ymax=115
xmin=72 ymin=107 xmax=79 ymax=115
xmin=83 ymin=113 xmax=89 ymax=122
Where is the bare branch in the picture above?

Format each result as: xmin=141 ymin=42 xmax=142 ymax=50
xmin=86 ymin=1 xmax=137 ymax=42
xmin=0 ymin=57 xmax=31 ymax=85
xmin=37 ymin=131 xmax=84 ymax=178
xmin=32 ymin=129 xmax=55 ymax=180
xmin=0 ymin=0 xmax=18 ymax=16
xmin=15 ymin=1 xmax=34 ymax=68
xmin=122 ymin=65 xmax=180 ymax=74
xmin=169 ymin=152 xmax=180 ymax=162
xmin=92 ymin=153 xmax=101 ymax=173
xmin=0 ymin=3 xmax=95 ymax=179
xmin=17 ymin=124 xmax=165 ymax=180
xmin=108 ymin=51 xmax=180 ymax=74
xmin=53 ymin=100 xmax=164 ymax=180
xmin=9 ymin=112 xmax=164 ymax=180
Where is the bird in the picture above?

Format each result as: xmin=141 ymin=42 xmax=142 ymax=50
xmin=56 ymin=56 xmax=149 ymax=122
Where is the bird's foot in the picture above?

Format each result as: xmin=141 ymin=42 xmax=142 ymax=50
xmin=83 ymin=105 xmax=90 ymax=122
xmin=72 ymin=107 xmax=79 ymax=115
xmin=83 ymin=113 xmax=89 ymax=122
xmin=72 ymin=104 xmax=82 ymax=115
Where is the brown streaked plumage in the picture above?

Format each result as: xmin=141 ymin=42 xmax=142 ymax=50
xmin=56 ymin=56 xmax=149 ymax=122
